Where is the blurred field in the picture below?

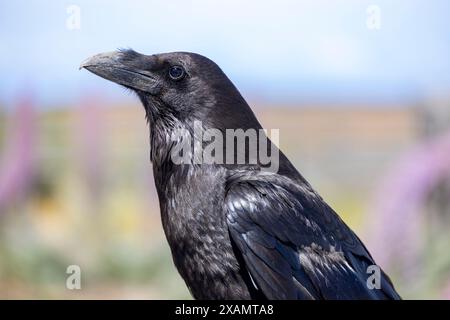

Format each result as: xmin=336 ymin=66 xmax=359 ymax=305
xmin=0 ymin=99 xmax=449 ymax=299
xmin=1 ymin=0 xmax=450 ymax=301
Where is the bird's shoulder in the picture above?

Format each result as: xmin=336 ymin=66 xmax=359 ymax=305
xmin=224 ymin=170 xmax=368 ymax=257
xmin=223 ymin=170 xmax=399 ymax=299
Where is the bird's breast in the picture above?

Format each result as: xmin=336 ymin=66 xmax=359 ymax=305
xmin=156 ymin=166 xmax=251 ymax=299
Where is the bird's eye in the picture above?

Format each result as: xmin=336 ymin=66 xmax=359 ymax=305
xmin=168 ymin=65 xmax=185 ymax=80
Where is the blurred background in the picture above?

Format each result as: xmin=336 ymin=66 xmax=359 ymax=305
xmin=1 ymin=0 xmax=450 ymax=299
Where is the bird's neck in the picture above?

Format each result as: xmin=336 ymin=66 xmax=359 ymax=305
xmin=148 ymin=116 xmax=229 ymax=244
xmin=147 ymin=114 xmax=201 ymax=187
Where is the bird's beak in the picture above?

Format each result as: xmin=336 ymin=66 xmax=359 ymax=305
xmin=80 ymin=51 xmax=161 ymax=95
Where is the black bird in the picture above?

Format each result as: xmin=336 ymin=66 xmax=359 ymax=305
xmin=81 ymin=49 xmax=401 ymax=300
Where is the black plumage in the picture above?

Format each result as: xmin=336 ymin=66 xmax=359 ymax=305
xmin=81 ymin=49 xmax=401 ymax=300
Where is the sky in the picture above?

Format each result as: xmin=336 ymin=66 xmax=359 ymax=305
xmin=0 ymin=0 xmax=450 ymax=108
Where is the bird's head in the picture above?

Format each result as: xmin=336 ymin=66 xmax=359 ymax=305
xmin=80 ymin=49 xmax=257 ymax=129
xmin=81 ymin=49 xmax=287 ymax=176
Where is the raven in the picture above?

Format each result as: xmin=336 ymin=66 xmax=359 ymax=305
xmin=81 ymin=50 xmax=401 ymax=300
